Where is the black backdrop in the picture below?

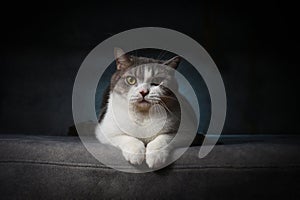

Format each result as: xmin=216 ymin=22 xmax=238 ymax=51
xmin=0 ymin=1 xmax=299 ymax=135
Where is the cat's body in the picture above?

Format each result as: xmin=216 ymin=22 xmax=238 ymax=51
xmin=95 ymin=48 xmax=194 ymax=168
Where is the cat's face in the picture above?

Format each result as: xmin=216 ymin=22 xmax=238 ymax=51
xmin=111 ymin=48 xmax=180 ymax=113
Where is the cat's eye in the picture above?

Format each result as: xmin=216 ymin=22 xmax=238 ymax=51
xmin=125 ymin=76 xmax=137 ymax=85
xmin=150 ymin=82 xmax=159 ymax=86
xmin=151 ymin=77 xmax=163 ymax=86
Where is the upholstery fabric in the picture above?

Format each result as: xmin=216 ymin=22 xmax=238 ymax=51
xmin=0 ymin=135 xmax=299 ymax=199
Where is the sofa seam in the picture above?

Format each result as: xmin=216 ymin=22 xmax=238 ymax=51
xmin=1 ymin=160 xmax=300 ymax=170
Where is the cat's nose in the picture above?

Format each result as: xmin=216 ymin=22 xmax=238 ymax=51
xmin=139 ymin=89 xmax=149 ymax=97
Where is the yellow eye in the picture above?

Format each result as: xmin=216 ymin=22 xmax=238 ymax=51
xmin=126 ymin=76 xmax=137 ymax=85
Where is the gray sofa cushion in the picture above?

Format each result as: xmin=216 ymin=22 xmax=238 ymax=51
xmin=0 ymin=135 xmax=300 ymax=199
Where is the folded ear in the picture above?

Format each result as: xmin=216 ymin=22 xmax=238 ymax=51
xmin=163 ymin=56 xmax=181 ymax=69
xmin=114 ymin=48 xmax=132 ymax=70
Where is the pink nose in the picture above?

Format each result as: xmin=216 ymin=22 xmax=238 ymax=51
xmin=139 ymin=89 xmax=149 ymax=97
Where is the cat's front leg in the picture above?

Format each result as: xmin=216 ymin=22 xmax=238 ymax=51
xmin=146 ymin=134 xmax=175 ymax=168
xmin=108 ymin=135 xmax=146 ymax=165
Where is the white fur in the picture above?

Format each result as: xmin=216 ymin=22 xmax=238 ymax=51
xmin=96 ymin=91 xmax=173 ymax=168
xmin=146 ymin=134 xmax=173 ymax=168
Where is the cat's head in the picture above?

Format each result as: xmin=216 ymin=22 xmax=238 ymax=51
xmin=110 ymin=48 xmax=181 ymax=112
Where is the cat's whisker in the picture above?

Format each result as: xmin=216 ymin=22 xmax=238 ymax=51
xmin=158 ymin=101 xmax=171 ymax=113
xmin=129 ymin=97 xmax=142 ymax=102
xmin=157 ymin=105 xmax=166 ymax=117
xmin=158 ymin=101 xmax=180 ymax=120
xmin=148 ymin=95 xmax=159 ymax=99
xmin=147 ymin=96 xmax=160 ymax=100
xmin=160 ymin=95 xmax=178 ymax=101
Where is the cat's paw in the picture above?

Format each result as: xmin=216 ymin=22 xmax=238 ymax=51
xmin=146 ymin=143 xmax=169 ymax=168
xmin=121 ymin=141 xmax=145 ymax=165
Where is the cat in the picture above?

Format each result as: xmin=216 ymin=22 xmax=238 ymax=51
xmin=95 ymin=48 xmax=196 ymax=168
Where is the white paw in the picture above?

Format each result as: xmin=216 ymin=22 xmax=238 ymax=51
xmin=121 ymin=141 xmax=145 ymax=165
xmin=146 ymin=143 xmax=169 ymax=168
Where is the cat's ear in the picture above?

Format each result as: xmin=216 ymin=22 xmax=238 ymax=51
xmin=163 ymin=56 xmax=181 ymax=69
xmin=114 ymin=48 xmax=132 ymax=70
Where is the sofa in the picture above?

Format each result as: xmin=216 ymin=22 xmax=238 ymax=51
xmin=0 ymin=134 xmax=299 ymax=199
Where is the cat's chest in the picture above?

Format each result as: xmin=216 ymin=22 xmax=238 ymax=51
xmin=104 ymin=98 xmax=175 ymax=132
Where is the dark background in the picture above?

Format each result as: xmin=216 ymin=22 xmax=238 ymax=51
xmin=0 ymin=1 xmax=299 ymax=135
